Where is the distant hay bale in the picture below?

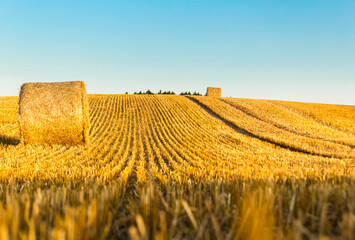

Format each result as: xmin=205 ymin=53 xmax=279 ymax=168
xmin=19 ymin=81 xmax=89 ymax=145
xmin=206 ymin=87 xmax=221 ymax=97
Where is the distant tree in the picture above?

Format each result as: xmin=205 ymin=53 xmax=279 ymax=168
xmin=125 ymin=92 xmax=128 ymax=94
xmin=146 ymin=89 xmax=153 ymax=95
xmin=180 ymin=91 xmax=201 ymax=96
xmin=158 ymin=90 xmax=162 ymax=94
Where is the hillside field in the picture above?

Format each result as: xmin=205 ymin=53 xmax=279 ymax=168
xmin=0 ymin=95 xmax=354 ymax=239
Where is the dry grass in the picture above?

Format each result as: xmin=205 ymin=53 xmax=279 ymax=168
xmin=19 ymin=81 xmax=89 ymax=145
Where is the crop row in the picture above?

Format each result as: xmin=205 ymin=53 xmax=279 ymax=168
xmin=190 ymin=96 xmax=355 ymax=159
xmin=0 ymin=95 xmax=353 ymax=184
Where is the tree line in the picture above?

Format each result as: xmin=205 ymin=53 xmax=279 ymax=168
xmin=127 ymin=90 xmax=202 ymax=96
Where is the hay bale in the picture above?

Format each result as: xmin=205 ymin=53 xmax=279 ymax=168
xmin=19 ymin=81 xmax=89 ymax=145
xmin=206 ymin=87 xmax=221 ymax=97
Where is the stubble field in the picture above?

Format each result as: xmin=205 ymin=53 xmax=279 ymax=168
xmin=0 ymin=95 xmax=354 ymax=239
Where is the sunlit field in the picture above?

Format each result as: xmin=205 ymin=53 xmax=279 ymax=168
xmin=0 ymin=95 xmax=354 ymax=239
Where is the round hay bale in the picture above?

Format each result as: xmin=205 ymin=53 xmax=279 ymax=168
xmin=19 ymin=81 xmax=89 ymax=145
xmin=206 ymin=87 xmax=221 ymax=97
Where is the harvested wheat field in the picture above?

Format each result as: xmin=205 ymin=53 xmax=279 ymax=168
xmin=0 ymin=94 xmax=354 ymax=239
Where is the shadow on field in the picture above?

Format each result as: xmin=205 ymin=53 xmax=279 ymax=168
xmin=0 ymin=134 xmax=20 ymax=146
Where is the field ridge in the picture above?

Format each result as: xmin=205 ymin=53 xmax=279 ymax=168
xmin=187 ymin=96 xmax=344 ymax=158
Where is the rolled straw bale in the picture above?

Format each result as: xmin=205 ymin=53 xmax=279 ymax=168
xmin=19 ymin=81 xmax=89 ymax=145
xmin=206 ymin=87 xmax=221 ymax=97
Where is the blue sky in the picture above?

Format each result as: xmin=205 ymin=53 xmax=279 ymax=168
xmin=0 ymin=1 xmax=354 ymax=104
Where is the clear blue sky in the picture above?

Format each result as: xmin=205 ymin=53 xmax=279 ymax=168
xmin=0 ymin=1 xmax=354 ymax=104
